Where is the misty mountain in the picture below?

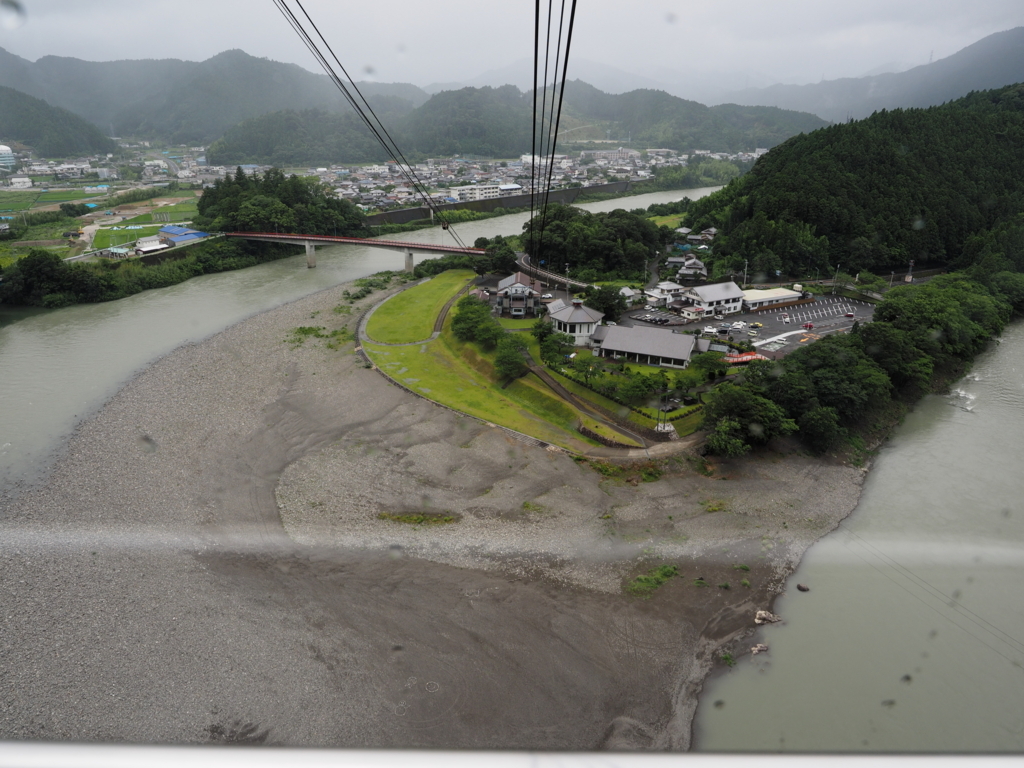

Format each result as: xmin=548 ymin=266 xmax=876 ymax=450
xmin=720 ymin=26 xmax=1024 ymax=122
xmin=0 ymin=47 xmax=431 ymax=145
xmin=207 ymin=81 xmax=828 ymax=165
xmin=0 ymin=85 xmax=116 ymax=157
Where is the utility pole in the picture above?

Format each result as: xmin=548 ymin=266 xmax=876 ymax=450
xmin=832 ymin=263 xmax=841 ymax=295
xmin=890 ymin=271 xmax=895 ymax=288
xmin=906 ymin=259 xmax=915 ymax=283
xmin=743 ymin=259 xmax=748 ymax=288
xmin=565 ymin=263 xmax=570 ymax=298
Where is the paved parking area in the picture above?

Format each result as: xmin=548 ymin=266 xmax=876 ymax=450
xmin=617 ymin=295 xmax=876 ymax=357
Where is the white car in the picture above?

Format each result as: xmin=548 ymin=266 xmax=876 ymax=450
xmin=703 ymin=326 xmax=716 ymax=334
xmin=644 ymin=305 xmax=653 ymax=310
xmin=541 ymin=293 xmax=553 ymax=299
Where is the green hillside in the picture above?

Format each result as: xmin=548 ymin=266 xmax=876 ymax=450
xmin=0 ymin=85 xmax=116 ymax=157
xmin=686 ymin=82 xmax=1024 ymax=279
xmin=206 ymin=81 xmax=828 ymax=165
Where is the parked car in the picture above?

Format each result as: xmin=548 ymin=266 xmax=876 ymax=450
xmin=605 ymin=321 xmax=616 ymax=326
xmin=750 ymin=322 xmax=763 ymax=329
xmin=783 ymin=317 xmax=791 ymax=323
xmin=703 ymin=326 xmax=716 ymax=334
xmin=845 ymin=312 xmax=855 ymax=317
xmin=644 ymin=305 xmax=654 ymax=310
xmin=802 ymin=322 xmax=814 ymax=329
xmin=713 ymin=314 xmax=725 ymax=320
xmin=541 ymin=293 xmax=553 ymax=299
xmin=748 ymin=330 xmax=759 ymax=337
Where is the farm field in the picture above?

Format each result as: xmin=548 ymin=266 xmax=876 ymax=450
xmin=93 ymin=225 xmax=162 ymax=250
xmin=0 ymin=192 xmax=40 ymax=212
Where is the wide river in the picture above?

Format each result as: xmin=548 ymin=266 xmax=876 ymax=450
xmin=4 ymin=184 xmax=1022 ymax=753
xmin=696 ymin=321 xmax=1024 ymax=752
xmin=0 ymin=188 xmax=718 ymax=488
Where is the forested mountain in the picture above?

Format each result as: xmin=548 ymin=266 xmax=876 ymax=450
xmin=207 ymin=81 xmax=828 ymax=165
xmin=722 ymin=27 xmax=1024 ymax=122
xmin=0 ymin=85 xmax=115 ymax=157
xmin=0 ymin=47 xmax=429 ymax=145
xmin=686 ymin=83 xmax=1024 ymax=279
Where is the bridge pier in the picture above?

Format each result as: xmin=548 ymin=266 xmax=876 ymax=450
xmin=305 ymin=242 xmax=316 ymax=268
xmin=405 ymin=249 xmax=414 ymax=273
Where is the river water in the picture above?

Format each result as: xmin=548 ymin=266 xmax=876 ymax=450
xmin=0 ymin=187 xmax=718 ymax=488
xmin=695 ymin=321 xmax=1024 ymax=752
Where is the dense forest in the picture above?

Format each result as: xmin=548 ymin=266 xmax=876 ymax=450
xmin=520 ymin=204 xmax=666 ymax=282
xmin=193 ymin=167 xmax=367 ymax=235
xmin=703 ymin=271 xmax=1024 ymax=457
xmin=686 ymin=83 xmax=1024 ymax=281
xmin=0 ymin=85 xmax=116 ymax=157
xmin=206 ymin=82 xmax=828 ymax=165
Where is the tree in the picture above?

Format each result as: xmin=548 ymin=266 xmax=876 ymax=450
xmin=690 ymin=351 xmax=729 ymax=379
xmin=798 ymin=406 xmax=844 ymax=454
xmin=572 ymin=354 xmax=600 ymax=384
xmin=705 ymin=417 xmax=751 ymax=457
xmin=540 ymin=332 xmax=574 ymax=364
xmin=494 ymin=336 xmax=527 ymax=380
xmin=582 ymin=285 xmax=627 ymax=321
xmin=702 ymin=382 xmax=796 ymax=448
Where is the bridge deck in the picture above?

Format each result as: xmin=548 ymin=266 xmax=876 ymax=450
xmin=227 ymin=232 xmax=485 ymax=256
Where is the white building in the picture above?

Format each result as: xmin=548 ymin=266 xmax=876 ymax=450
xmin=10 ymin=177 xmax=32 ymax=189
xmin=448 ymin=183 xmax=524 ymax=202
xmin=546 ymin=298 xmax=604 ymax=346
xmin=742 ymin=287 xmax=802 ymax=311
xmin=0 ymin=144 xmax=15 ymax=171
xmin=679 ymin=281 xmax=745 ymax=320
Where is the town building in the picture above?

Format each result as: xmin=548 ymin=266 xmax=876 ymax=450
xmin=742 ymin=287 xmax=803 ymax=311
xmin=546 ymin=298 xmax=604 ymax=346
xmin=0 ymin=144 xmax=15 ymax=171
xmin=9 ymin=177 xmax=32 ymax=189
xmin=677 ymin=281 xmax=744 ymax=320
xmin=496 ymin=272 xmax=544 ymax=317
xmin=592 ymin=325 xmax=696 ymax=368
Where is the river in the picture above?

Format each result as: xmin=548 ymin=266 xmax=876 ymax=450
xmin=0 ymin=187 xmax=718 ymax=489
xmin=695 ymin=321 xmax=1024 ymax=752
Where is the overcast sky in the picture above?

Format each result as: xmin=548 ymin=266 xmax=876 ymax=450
xmin=2 ymin=0 xmax=1023 ymax=92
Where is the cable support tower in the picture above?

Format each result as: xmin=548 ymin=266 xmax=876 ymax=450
xmin=273 ymin=0 xmax=467 ymax=249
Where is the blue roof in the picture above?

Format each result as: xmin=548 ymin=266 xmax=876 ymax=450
xmin=160 ymin=225 xmax=196 ymax=236
xmin=85 ymin=203 xmax=98 ymax=209
xmin=169 ymin=233 xmax=204 ymax=244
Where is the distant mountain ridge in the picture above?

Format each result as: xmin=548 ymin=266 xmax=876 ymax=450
xmin=0 ymin=85 xmax=115 ymax=157
xmin=207 ymin=82 xmax=830 ymax=165
xmin=0 ymin=47 xmax=431 ymax=145
xmin=721 ymin=26 xmax=1024 ymax=122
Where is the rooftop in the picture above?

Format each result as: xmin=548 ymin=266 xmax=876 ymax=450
xmin=597 ymin=325 xmax=696 ymax=361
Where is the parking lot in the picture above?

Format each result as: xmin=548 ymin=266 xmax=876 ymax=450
xmin=618 ymin=295 xmax=876 ymax=357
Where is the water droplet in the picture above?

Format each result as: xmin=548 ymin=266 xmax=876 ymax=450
xmin=0 ymin=0 xmax=26 ymax=30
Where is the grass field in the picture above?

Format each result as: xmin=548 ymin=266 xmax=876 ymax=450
xmin=364 ymin=317 xmax=593 ymax=451
xmin=93 ymin=225 xmax=163 ymax=250
xmin=121 ymin=199 xmax=200 ymax=225
xmin=0 ymin=192 xmax=40 ymax=212
xmin=365 ymin=269 xmax=475 ymax=344
xmin=35 ymin=190 xmax=102 ymax=204
xmin=649 ymin=214 xmax=685 ymax=228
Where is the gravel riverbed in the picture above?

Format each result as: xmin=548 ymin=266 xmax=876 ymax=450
xmin=0 ymin=276 xmax=865 ymax=750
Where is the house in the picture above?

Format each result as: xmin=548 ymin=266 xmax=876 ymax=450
xmin=10 ymin=177 xmax=32 ymax=189
xmin=742 ymin=287 xmax=803 ymax=311
xmin=546 ymin=298 xmax=604 ymax=346
xmin=619 ymin=286 xmax=642 ymax=304
xmin=644 ymin=280 xmax=686 ymax=307
xmin=593 ymin=325 xmax=696 ymax=368
xmin=677 ymin=281 xmax=744 ymax=320
xmin=496 ymin=272 xmax=544 ymax=317
xmin=675 ymin=256 xmax=707 ymax=282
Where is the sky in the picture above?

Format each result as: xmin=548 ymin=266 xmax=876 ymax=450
xmin=2 ymin=0 xmax=1023 ymax=96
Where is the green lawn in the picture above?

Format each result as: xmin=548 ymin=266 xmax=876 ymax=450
xmin=365 ymin=269 xmax=475 ymax=344
xmin=364 ymin=318 xmax=593 ymax=451
xmin=92 ymin=225 xmax=163 ymax=250
xmin=673 ymin=409 xmax=705 ymax=437
xmin=497 ymin=317 xmax=537 ymax=329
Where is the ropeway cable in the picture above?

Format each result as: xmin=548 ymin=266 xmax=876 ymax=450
xmin=272 ymin=0 xmax=468 ymax=249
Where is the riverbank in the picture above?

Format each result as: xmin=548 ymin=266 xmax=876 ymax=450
xmin=0 ymin=267 xmax=866 ymax=750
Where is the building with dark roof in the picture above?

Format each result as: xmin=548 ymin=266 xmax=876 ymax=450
xmin=496 ymin=272 xmax=544 ymax=317
xmin=594 ymin=325 xmax=696 ymax=368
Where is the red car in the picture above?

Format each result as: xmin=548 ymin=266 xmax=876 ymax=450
xmin=845 ymin=312 xmax=855 ymax=317
xmin=802 ymin=322 xmax=814 ymax=330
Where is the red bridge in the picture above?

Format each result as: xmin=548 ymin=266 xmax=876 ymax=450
xmin=226 ymin=232 xmax=484 ymax=270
